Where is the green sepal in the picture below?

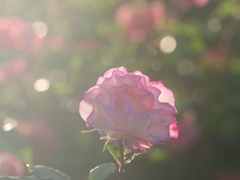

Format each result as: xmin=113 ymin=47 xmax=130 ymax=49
xmin=81 ymin=128 xmax=97 ymax=133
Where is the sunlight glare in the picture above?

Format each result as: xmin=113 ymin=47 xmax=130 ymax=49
xmin=159 ymin=36 xmax=177 ymax=54
xmin=32 ymin=21 xmax=48 ymax=38
xmin=33 ymin=79 xmax=50 ymax=92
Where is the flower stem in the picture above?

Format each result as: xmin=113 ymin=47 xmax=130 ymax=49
xmin=118 ymin=139 xmax=125 ymax=180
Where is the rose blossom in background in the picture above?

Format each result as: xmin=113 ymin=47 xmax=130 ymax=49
xmin=215 ymin=170 xmax=240 ymax=180
xmin=0 ymin=17 xmax=45 ymax=52
xmin=115 ymin=1 xmax=165 ymax=43
xmin=202 ymin=47 xmax=229 ymax=72
xmin=79 ymin=67 xmax=178 ymax=151
xmin=0 ymin=56 xmax=27 ymax=83
xmin=171 ymin=0 xmax=209 ymax=11
xmin=18 ymin=119 xmax=58 ymax=151
xmin=74 ymin=37 xmax=104 ymax=53
xmin=0 ymin=152 xmax=25 ymax=176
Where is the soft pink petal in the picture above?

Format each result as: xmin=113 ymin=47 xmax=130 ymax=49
xmin=116 ymin=73 xmax=141 ymax=88
xmin=103 ymin=66 xmax=127 ymax=78
xmin=169 ymin=121 xmax=178 ymax=138
xmin=143 ymin=109 xmax=173 ymax=143
xmin=133 ymin=71 xmax=150 ymax=89
xmin=97 ymin=86 xmax=111 ymax=105
xmin=147 ymin=85 xmax=161 ymax=107
xmin=109 ymin=84 xmax=153 ymax=113
xmin=144 ymin=109 xmax=172 ymax=127
xmin=157 ymin=109 xmax=176 ymax=124
xmin=97 ymin=69 xmax=127 ymax=89
xmin=87 ymin=99 xmax=126 ymax=131
xmin=149 ymin=81 xmax=175 ymax=107
xmin=126 ymin=113 xmax=152 ymax=140
xmin=124 ymin=136 xmax=152 ymax=150
xmin=85 ymin=85 xmax=101 ymax=99
xmin=90 ymin=118 xmax=125 ymax=134
xmin=148 ymin=126 xmax=170 ymax=144
xmin=79 ymin=100 xmax=94 ymax=122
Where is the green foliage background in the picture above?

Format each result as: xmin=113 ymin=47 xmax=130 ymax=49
xmin=1 ymin=0 xmax=240 ymax=179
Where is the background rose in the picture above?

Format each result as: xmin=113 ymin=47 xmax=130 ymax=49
xmin=80 ymin=67 xmax=177 ymax=150
xmin=0 ymin=152 xmax=25 ymax=176
xmin=115 ymin=1 xmax=165 ymax=43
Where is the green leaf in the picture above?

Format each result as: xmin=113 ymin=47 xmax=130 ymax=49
xmin=19 ymin=176 xmax=42 ymax=180
xmin=89 ymin=163 xmax=117 ymax=180
xmin=106 ymin=142 xmax=120 ymax=164
xmin=28 ymin=165 xmax=70 ymax=180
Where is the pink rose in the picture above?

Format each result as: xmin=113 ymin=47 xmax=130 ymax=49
xmin=0 ymin=152 xmax=25 ymax=176
xmin=115 ymin=1 xmax=165 ymax=43
xmin=79 ymin=67 xmax=177 ymax=150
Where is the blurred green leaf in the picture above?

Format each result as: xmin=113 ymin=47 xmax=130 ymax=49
xmin=28 ymin=165 xmax=70 ymax=180
xmin=147 ymin=149 xmax=169 ymax=163
xmin=229 ymin=58 xmax=240 ymax=74
xmin=213 ymin=0 xmax=239 ymax=20
xmin=53 ymin=84 xmax=74 ymax=96
xmin=88 ymin=163 xmax=117 ymax=180
xmin=69 ymin=54 xmax=82 ymax=71
xmin=0 ymin=128 xmax=32 ymax=163
xmin=214 ymin=0 xmax=238 ymax=20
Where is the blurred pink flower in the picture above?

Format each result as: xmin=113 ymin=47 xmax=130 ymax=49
xmin=0 ymin=152 xmax=25 ymax=176
xmin=215 ymin=170 xmax=240 ymax=180
xmin=115 ymin=1 xmax=165 ymax=42
xmin=0 ymin=17 xmax=45 ymax=52
xmin=203 ymin=47 xmax=228 ymax=71
xmin=18 ymin=119 xmax=57 ymax=151
xmin=74 ymin=37 xmax=104 ymax=52
xmin=79 ymin=67 xmax=177 ymax=151
xmin=171 ymin=0 xmax=209 ymax=11
xmin=47 ymin=35 xmax=66 ymax=52
xmin=0 ymin=56 xmax=27 ymax=83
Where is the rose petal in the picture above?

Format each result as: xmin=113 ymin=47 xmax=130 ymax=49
xmin=85 ymin=85 xmax=101 ymax=99
xmin=143 ymin=109 xmax=172 ymax=143
xmin=91 ymin=118 xmax=125 ymax=134
xmin=169 ymin=121 xmax=178 ymax=139
xmin=149 ymin=81 xmax=175 ymax=107
xmin=87 ymin=99 xmax=126 ymax=131
xmin=148 ymin=126 xmax=170 ymax=144
xmin=79 ymin=100 xmax=94 ymax=122
xmin=133 ymin=71 xmax=150 ymax=89
xmin=116 ymin=73 xmax=141 ymax=88
xmin=124 ymin=136 xmax=152 ymax=150
xmin=126 ymin=113 xmax=152 ymax=140
xmin=103 ymin=66 xmax=128 ymax=78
